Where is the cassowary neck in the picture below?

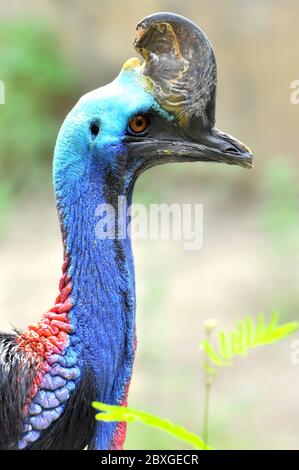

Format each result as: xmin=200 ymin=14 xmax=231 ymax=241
xmin=57 ymin=172 xmax=136 ymax=449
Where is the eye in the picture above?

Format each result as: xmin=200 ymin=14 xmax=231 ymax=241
xmin=90 ymin=121 xmax=100 ymax=139
xmin=128 ymin=114 xmax=150 ymax=135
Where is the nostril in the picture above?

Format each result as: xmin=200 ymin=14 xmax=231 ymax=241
xmin=90 ymin=121 xmax=100 ymax=139
xmin=223 ymin=146 xmax=240 ymax=155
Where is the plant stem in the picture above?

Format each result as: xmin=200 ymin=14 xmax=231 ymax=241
xmin=202 ymin=328 xmax=213 ymax=448
xmin=202 ymin=375 xmax=211 ymax=448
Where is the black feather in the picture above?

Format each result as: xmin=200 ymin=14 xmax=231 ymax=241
xmin=0 ymin=333 xmax=36 ymax=449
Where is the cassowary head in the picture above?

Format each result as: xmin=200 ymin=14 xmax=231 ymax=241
xmin=53 ymin=12 xmax=252 ymax=201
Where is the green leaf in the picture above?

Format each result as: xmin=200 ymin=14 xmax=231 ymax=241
xmin=201 ymin=312 xmax=299 ymax=368
xmin=265 ymin=322 xmax=299 ymax=343
xmin=236 ymin=320 xmax=246 ymax=355
xmin=263 ymin=310 xmax=279 ymax=339
xmin=230 ymin=331 xmax=238 ymax=355
xmin=92 ymin=402 xmax=213 ymax=450
xmin=219 ymin=331 xmax=230 ymax=360
xmin=256 ymin=312 xmax=266 ymax=341
xmin=201 ymin=340 xmax=226 ymax=366
xmin=245 ymin=315 xmax=254 ymax=347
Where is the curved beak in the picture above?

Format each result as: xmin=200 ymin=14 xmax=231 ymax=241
xmin=126 ymin=125 xmax=253 ymax=175
xmin=189 ymin=127 xmax=253 ymax=168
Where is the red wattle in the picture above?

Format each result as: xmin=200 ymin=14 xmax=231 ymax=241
xmin=17 ymin=257 xmax=73 ymax=404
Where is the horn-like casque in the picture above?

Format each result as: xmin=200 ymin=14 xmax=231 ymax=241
xmin=134 ymin=12 xmax=217 ymax=130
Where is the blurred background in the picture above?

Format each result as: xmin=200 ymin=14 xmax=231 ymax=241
xmin=1 ymin=0 xmax=299 ymax=450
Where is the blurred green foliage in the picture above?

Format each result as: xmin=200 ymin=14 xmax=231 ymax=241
xmin=0 ymin=19 xmax=78 ymax=221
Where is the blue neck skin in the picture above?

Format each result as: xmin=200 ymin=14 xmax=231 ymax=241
xmin=56 ymin=163 xmax=136 ymax=449
xmin=52 ymin=62 xmax=172 ymax=449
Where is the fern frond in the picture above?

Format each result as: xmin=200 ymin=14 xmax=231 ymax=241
xmin=201 ymin=312 xmax=298 ymax=367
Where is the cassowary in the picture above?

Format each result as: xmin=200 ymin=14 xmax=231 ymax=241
xmin=0 ymin=13 xmax=252 ymax=450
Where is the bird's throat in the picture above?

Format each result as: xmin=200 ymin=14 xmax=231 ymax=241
xmin=58 ymin=179 xmax=137 ymax=449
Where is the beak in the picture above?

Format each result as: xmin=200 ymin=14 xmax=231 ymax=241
xmin=190 ymin=127 xmax=253 ymax=168
xmin=126 ymin=127 xmax=253 ymax=173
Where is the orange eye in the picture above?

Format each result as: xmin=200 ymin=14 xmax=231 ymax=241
xmin=128 ymin=114 xmax=150 ymax=134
